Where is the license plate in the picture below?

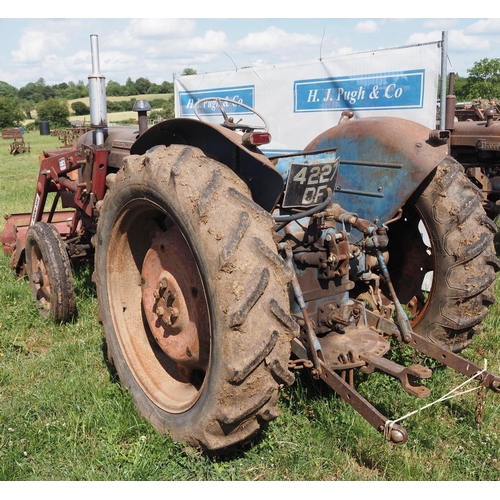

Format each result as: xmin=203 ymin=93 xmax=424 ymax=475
xmin=283 ymin=158 xmax=339 ymax=208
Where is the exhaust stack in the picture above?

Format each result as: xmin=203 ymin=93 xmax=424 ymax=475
xmin=88 ymin=34 xmax=107 ymax=146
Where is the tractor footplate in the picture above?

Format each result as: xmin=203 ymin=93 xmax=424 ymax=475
xmin=318 ymin=327 xmax=390 ymax=371
xmin=318 ymin=328 xmax=432 ymax=397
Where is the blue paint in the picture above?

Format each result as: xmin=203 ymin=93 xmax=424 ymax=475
xmin=294 ymin=70 xmax=425 ymax=113
xmin=178 ymin=86 xmax=255 ymax=117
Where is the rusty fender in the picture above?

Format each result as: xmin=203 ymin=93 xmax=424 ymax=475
xmin=130 ymin=118 xmax=284 ymax=213
xmin=303 ymin=116 xmax=452 ymax=225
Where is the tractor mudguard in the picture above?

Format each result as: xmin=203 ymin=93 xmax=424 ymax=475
xmin=130 ymin=118 xmax=284 ymax=213
xmin=303 ymin=116 xmax=451 ymax=225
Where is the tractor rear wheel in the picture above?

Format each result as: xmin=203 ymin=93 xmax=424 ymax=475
xmin=25 ymin=221 xmax=76 ymax=322
xmin=95 ymin=144 xmax=298 ymax=451
xmin=388 ymin=158 xmax=500 ymax=352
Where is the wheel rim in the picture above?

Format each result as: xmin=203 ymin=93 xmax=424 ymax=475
xmin=387 ymin=203 xmax=435 ymax=325
xmin=106 ymin=199 xmax=211 ymax=413
xmin=28 ymin=243 xmax=52 ymax=316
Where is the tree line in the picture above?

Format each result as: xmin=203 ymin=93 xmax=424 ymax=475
xmin=444 ymin=58 xmax=500 ymax=105
xmin=0 ymin=70 xmax=200 ymax=129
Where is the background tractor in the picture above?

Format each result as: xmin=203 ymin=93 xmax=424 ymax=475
xmin=2 ymin=36 xmax=500 ymax=452
xmin=444 ymin=72 xmax=500 ymax=223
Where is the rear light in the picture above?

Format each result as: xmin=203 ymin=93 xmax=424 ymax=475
xmin=242 ymin=132 xmax=272 ymax=147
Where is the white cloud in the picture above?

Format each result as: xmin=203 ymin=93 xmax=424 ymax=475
xmin=179 ymin=30 xmax=228 ymax=53
xmin=407 ymin=29 xmax=489 ymax=52
xmin=236 ymin=26 xmax=320 ymax=53
xmin=355 ymin=20 xmax=379 ymax=34
xmin=465 ymin=18 xmax=500 ymax=35
xmin=11 ymin=30 xmax=67 ymax=63
xmin=423 ymin=19 xmax=459 ymax=30
xmin=129 ymin=18 xmax=196 ymax=38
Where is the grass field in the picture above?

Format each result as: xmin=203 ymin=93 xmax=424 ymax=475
xmin=0 ymin=131 xmax=499 ymax=481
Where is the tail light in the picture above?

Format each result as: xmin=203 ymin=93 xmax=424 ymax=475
xmin=242 ymin=132 xmax=272 ymax=147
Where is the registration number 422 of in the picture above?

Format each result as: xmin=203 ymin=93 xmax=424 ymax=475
xmin=283 ymin=158 xmax=339 ymax=208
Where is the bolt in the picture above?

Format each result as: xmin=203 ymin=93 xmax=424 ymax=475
xmin=390 ymin=429 xmax=406 ymax=444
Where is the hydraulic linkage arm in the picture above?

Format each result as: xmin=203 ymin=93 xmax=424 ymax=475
xmin=282 ymin=229 xmax=500 ymax=445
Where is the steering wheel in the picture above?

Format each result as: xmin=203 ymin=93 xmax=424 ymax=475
xmin=193 ymin=97 xmax=269 ymax=133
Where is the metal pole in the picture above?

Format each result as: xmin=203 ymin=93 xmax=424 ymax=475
xmin=88 ymin=34 xmax=107 ymax=145
xmin=439 ymin=31 xmax=448 ymax=130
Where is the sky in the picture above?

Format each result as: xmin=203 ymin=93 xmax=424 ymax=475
xmin=1 ymin=6 xmax=500 ymax=89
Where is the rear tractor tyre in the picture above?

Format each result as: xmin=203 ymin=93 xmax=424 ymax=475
xmin=25 ymin=221 xmax=76 ymax=323
xmin=95 ymin=144 xmax=298 ymax=452
xmin=388 ymin=158 xmax=500 ymax=352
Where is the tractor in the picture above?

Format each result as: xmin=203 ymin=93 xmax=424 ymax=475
xmin=2 ymin=35 xmax=500 ymax=452
xmin=443 ymin=72 xmax=500 ymax=223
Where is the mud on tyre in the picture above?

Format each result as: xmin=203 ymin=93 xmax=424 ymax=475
xmin=388 ymin=157 xmax=500 ymax=352
xmin=95 ymin=144 xmax=298 ymax=451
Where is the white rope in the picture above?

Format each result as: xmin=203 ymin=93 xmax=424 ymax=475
xmin=384 ymin=359 xmax=488 ymax=440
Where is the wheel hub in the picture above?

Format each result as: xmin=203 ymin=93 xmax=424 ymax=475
xmin=141 ymin=227 xmax=210 ymax=377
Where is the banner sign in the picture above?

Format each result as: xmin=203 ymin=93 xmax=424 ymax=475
xmin=178 ymin=85 xmax=255 ymax=116
xmin=294 ymin=70 xmax=425 ymax=112
xmin=174 ymin=42 xmax=441 ymax=155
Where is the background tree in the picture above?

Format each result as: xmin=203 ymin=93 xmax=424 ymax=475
xmin=19 ymin=99 xmax=35 ymax=119
xmin=36 ymin=98 xmax=70 ymax=128
xmin=18 ymin=80 xmax=44 ymax=103
xmin=135 ymin=77 xmax=151 ymax=95
xmin=0 ymin=81 xmax=18 ymax=99
xmin=450 ymin=74 xmax=469 ymax=102
xmin=464 ymin=58 xmax=500 ymax=100
xmin=124 ymin=77 xmax=137 ymax=95
xmin=0 ymin=97 xmax=24 ymax=128
xmin=181 ymin=68 xmax=197 ymax=76
xmin=71 ymin=101 xmax=90 ymax=115
xmin=106 ymin=80 xmax=126 ymax=96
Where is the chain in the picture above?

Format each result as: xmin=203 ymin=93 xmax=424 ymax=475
xmin=288 ymin=359 xmax=314 ymax=370
xmin=475 ymin=385 xmax=485 ymax=429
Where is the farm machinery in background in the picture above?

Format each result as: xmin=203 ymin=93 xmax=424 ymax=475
xmin=2 ymin=36 xmax=500 ymax=451
xmin=444 ymin=72 xmax=500 ymax=223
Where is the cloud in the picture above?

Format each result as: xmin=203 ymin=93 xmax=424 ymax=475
xmin=236 ymin=26 xmax=320 ymax=53
xmin=176 ymin=30 xmax=228 ymax=53
xmin=129 ymin=18 xmax=196 ymax=38
xmin=355 ymin=20 xmax=379 ymax=34
xmin=406 ymin=29 xmax=490 ymax=52
xmin=11 ymin=30 xmax=67 ymax=63
xmin=423 ymin=19 xmax=459 ymax=30
xmin=465 ymin=18 xmax=500 ymax=35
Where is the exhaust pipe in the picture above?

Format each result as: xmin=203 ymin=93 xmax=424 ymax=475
xmin=88 ymin=34 xmax=107 ymax=146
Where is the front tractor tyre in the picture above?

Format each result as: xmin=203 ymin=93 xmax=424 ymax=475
xmin=95 ymin=144 xmax=298 ymax=452
xmin=25 ymin=221 xmax=76 ymax=322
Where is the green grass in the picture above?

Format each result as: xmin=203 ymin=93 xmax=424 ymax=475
xmin=1 ymin=133 xmax=500 ymax=480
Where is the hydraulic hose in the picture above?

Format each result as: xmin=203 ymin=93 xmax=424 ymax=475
xmin=274 ymin=188 xmax=333 ymax=225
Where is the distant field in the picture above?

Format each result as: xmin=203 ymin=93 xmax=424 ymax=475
xmin=68 ymin=93 xmax=173 ymax=108
xmin=70 ymin=111 xmax=137 ymax=125
xmin=22 ymin=94 xmax=173 ymax=127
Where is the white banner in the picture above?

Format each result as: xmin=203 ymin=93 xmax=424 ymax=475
xmin=174 ymin=42 xmax=442 ymax=155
